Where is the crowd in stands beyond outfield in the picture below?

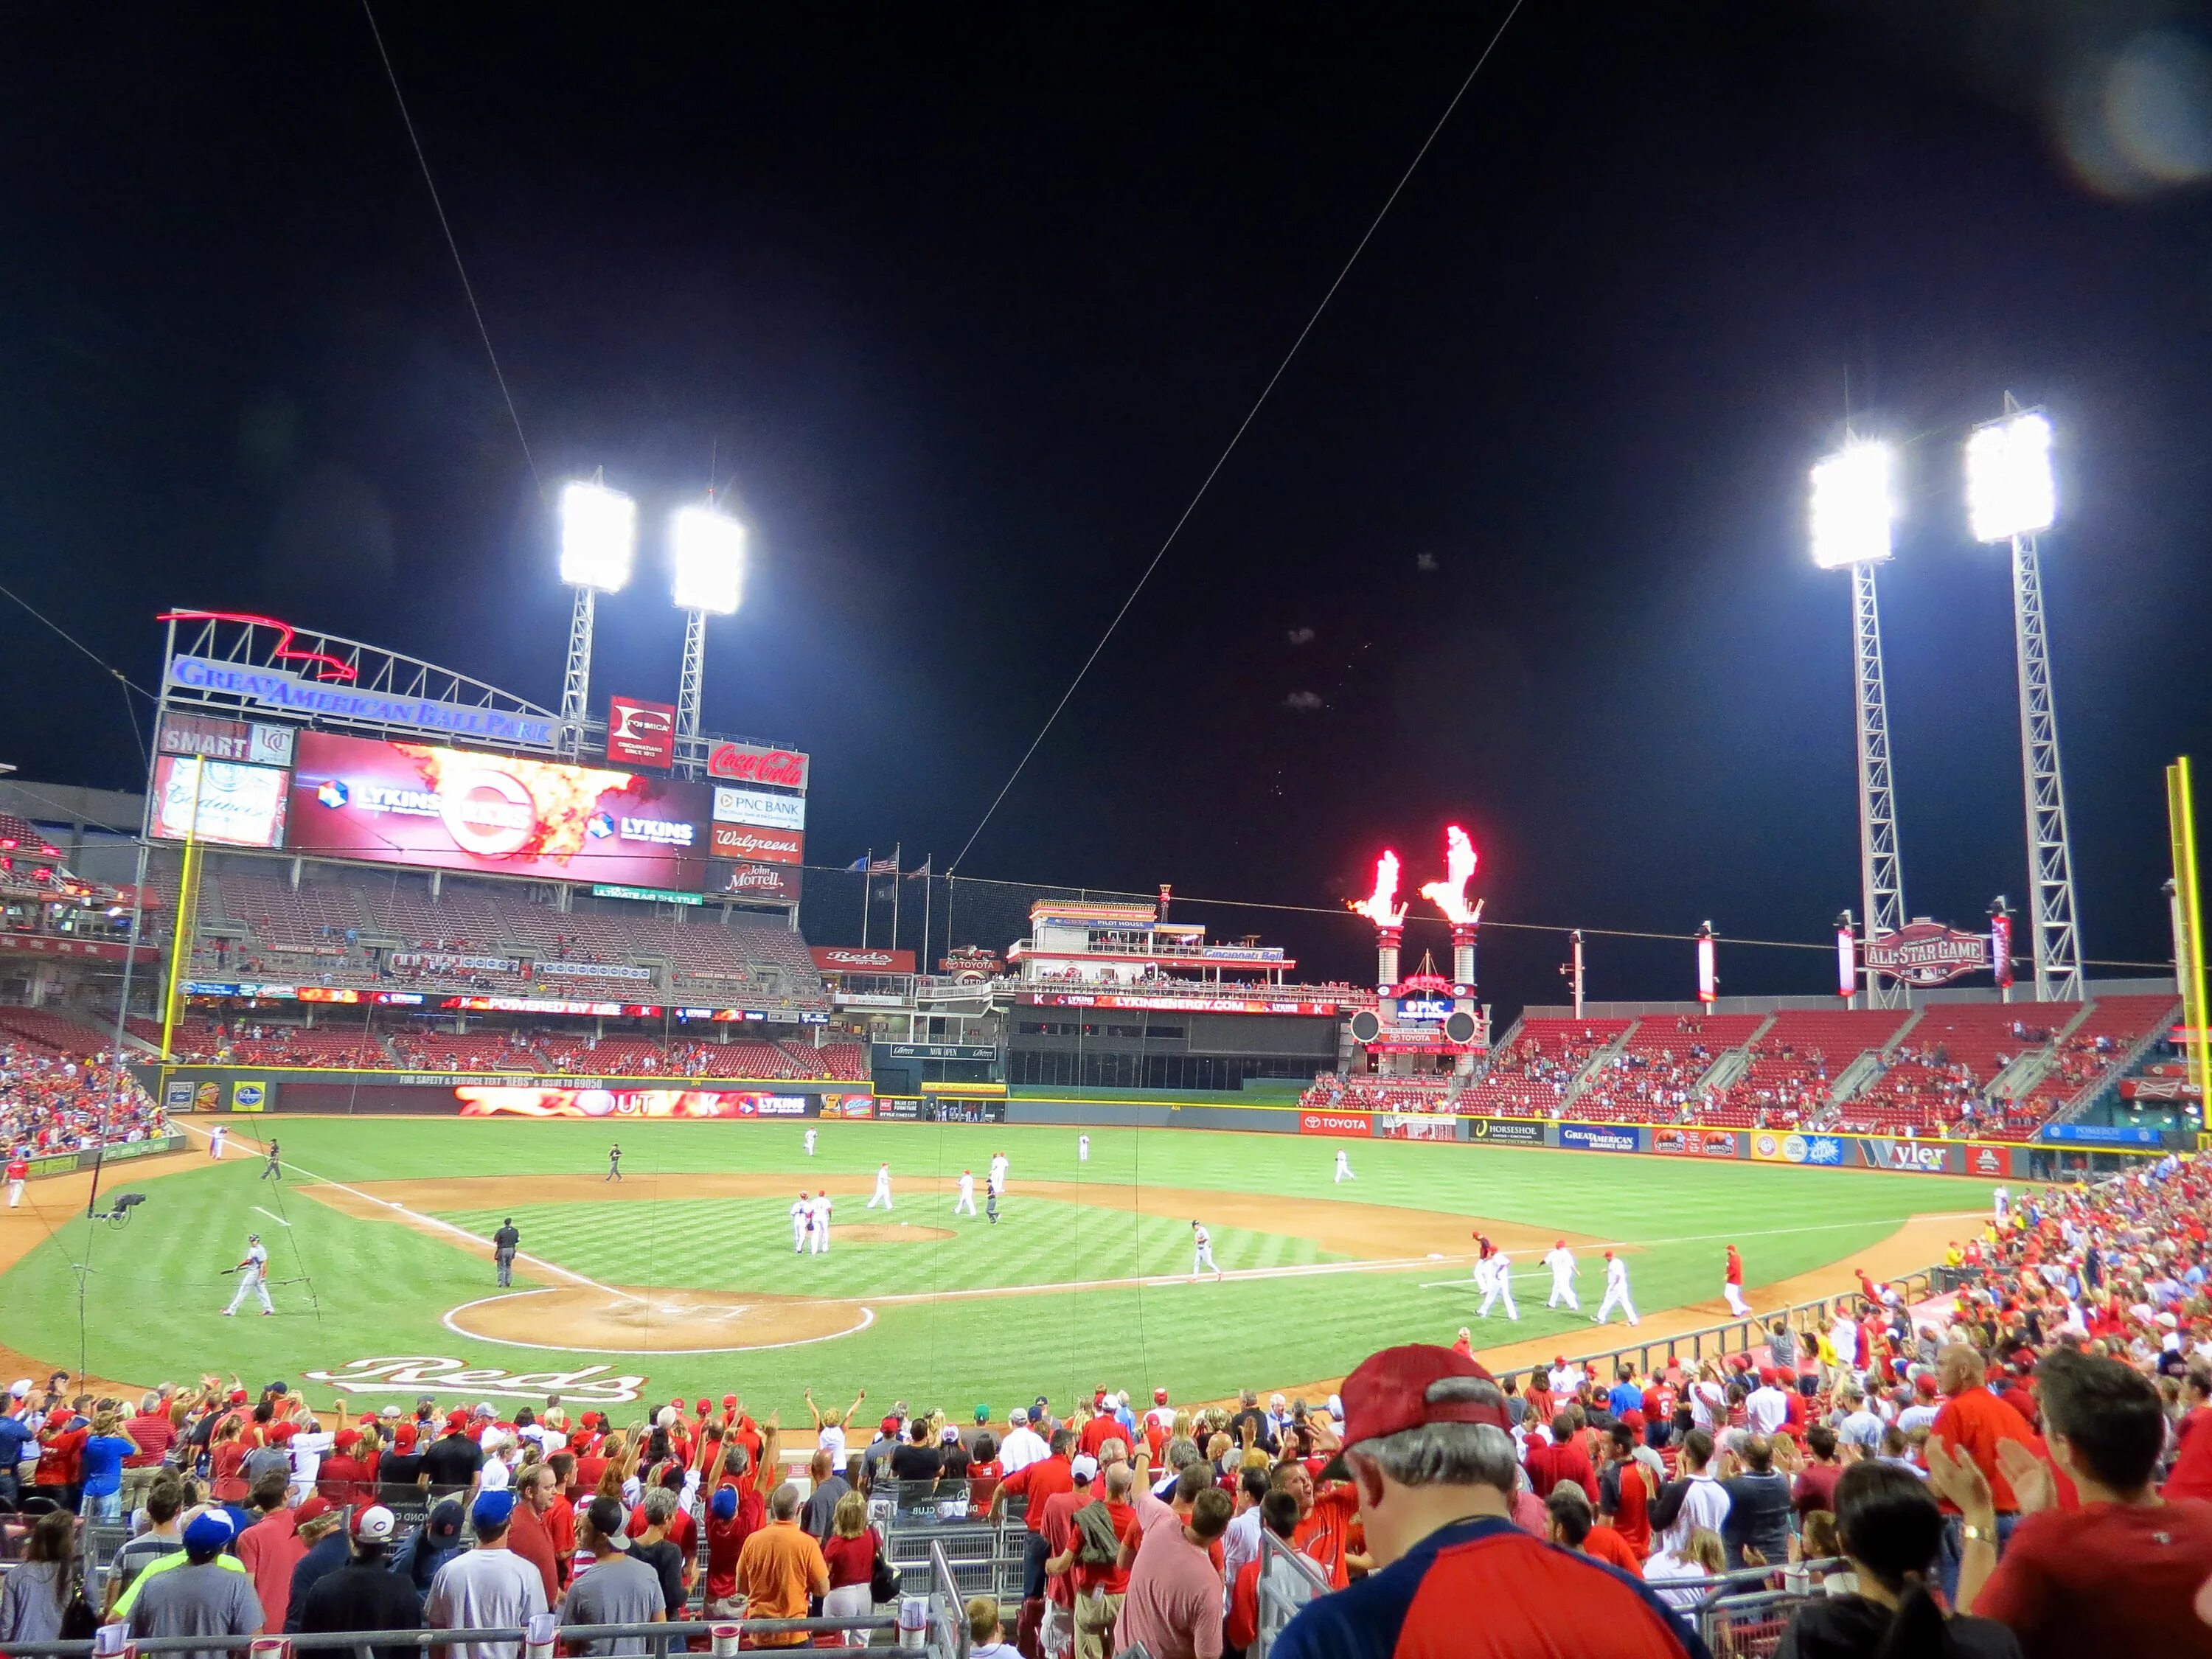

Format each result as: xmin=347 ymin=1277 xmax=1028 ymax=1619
xmin=0 ymin=1040 xmax=164 ymax=1158
xmin=7 ymin=1155 xmax=2212 ymax=1655
xmin=1302 ymin=994 xmax=2177 ymax=1142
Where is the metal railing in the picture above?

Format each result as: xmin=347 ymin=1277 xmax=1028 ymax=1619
xmin=1251 ymin=1530 xmax=1329 ymax=1659
xmin=0 ymin=1615 xmax=908 ymax=1659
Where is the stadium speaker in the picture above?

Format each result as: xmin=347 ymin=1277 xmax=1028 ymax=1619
xmin=1444 ymin=1009 xmax=1478 ymax=1045
xmin=1349 ymin=1009 xmax=1382 ymax=1043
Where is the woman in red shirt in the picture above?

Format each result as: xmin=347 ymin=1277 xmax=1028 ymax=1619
xmin=819 ymin=1492 xmax=880 ymax=1646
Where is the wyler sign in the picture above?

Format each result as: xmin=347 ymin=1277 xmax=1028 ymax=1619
xmin=1864 ymin=919 xmax=1990 ymax=987
xmin=707 ymin=742 xmax=810 ymax=792
xmin=606 ymin=697 xmax=675 ymax=768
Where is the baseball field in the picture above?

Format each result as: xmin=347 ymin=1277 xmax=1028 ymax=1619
xmin=0 ymin=1116 xmax=1993 ymax=1414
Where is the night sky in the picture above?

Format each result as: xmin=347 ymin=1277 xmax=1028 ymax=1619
xmin=3 ymin=4 xmax=2208 ymax=1015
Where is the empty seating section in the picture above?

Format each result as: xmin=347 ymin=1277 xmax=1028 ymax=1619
xmin=1577 ymin=1014 xmax=1764 ymax=1123
xmin=2020 ymin=995 xmax=2180 ymax=1115
xmin=1846 ymin=1001 xmax=2079 ymax=1135
xmin=1462 ymin=1018 xmax=1632 ymax=1117
xmin=389 ymin=1030 xmax=545 ymax=1071
xmin=1707 ymin=1008 xmax=1910 ymax=1129
xmin=181 ymin=862 xmax=827 ymax=1008
xmin=0 ymin=1006 xmax=115 ymax=1057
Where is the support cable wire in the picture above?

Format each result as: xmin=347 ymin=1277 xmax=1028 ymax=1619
xmin=359 ymin=0 xmax=544 ymax=503
xmin=946 ymin=0 xmax=1527 ymax=877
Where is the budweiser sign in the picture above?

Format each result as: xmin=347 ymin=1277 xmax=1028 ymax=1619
xmin=707 ymin=742 xmax=810 ymax=791
xmin=606 ymin=697 xmax=675 ymax=768
xmin=812 ymin=946 xmax=916 ymax=973
xmin=711 ymin=823 xmax=802 ymax=864
xmin=1864 ymin=919 xmax=1992 ymax=987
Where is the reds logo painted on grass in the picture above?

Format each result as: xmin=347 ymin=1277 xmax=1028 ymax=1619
xmin=303 ymin=1355 xmax=646 ymax=1403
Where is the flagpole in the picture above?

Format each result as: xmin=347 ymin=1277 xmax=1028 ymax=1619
xmin=860 ymin=848 xmax=872 ymax=947
xmin=891 ymin=843 xmax=902 ymax=953
xmin=921 ymin=858 xmax=933 ymax=981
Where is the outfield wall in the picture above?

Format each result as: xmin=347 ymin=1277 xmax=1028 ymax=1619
xmin=132 ymin=1062 xmax=2178 ymax=1178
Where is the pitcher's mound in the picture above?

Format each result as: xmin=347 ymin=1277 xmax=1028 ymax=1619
xmin=840 ymin=1223 xmax=955 ymax=1245
xmin=446 ymin=1285 xmax=872 ymax=1354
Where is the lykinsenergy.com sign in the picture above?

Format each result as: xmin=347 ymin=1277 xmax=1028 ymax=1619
xmin=168 ymin=656 xmax=558 ymax=748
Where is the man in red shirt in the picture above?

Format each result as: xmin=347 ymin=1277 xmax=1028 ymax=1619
xmin=1523 ymin=1413 xmax=1599 ymax=1503
xmin=37 ymin=1399 xmax=88 ymax=1510
xmin=1926 ymin=1342 xmax=2048 ymax=1593
xmin=1276 ymin=1459 xmax=1363 ymax=1589
xmin=316 ymin=1429 xmax=375 ymax=1505
xmin=703 ymin=1433 xmax=773 ymax=1617
xmin=1597 ymin=1424 xmax=1653 ymax=1558
xmin=2162 ymin=1371 xmax=2212 ymax=1501
xmin=1079 ymin=1404 xmax=1123 ymax=1460
xmin=991 ymin=1425 xmax=1077 ymax=1600
xmin=1225 ymin=1489 xmax=1298 ymax=1653
xmin=1935 ymin=1348 xmax=2212 ymax=1659
xmin=1037 ymin=1455 xmax=1100 ymax=1658
xmin=1061 ymin=1461 xmax=1139 ymax=1659
xmin=121 ymin=1393 xmax=178 ymax=1517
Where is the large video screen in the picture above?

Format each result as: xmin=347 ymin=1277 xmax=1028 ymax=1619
xmin=150 ymin=755 xmax=291 ymax=849
xmin=289 ymin=732 xmax=709 ymax=888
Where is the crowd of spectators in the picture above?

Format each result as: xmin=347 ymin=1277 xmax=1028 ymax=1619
xmin=0 ymin=1041 xmax=165 ymax=1160
xmin=11 ymin=1152 xmax=2212 ymax=1656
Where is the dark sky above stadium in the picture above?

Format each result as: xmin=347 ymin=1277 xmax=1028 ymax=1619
xmin=4 ymin=3 xmax=2209 ymax=1012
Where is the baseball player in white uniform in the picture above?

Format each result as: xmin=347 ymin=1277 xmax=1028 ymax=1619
xmin=808 ymin=1191 xmax=833 ymax=1253
xmin=1333 ymin=1149 xmax=1354 ymax=1183
xmin=791 ymin=1192 xmax=813 ymax=1252
xmin=1593 ymin=1250 xmax=1638 ymax=1326
xmin=1189 ymin=1220 xmax=1222 ymax=1281
xmin=954 ymin=1170 xmax=978 ymax=1216
xmin=1992 ymin=1184 xmax=2009 ymax=1222
xmin=1078 ymin=1134 xmax=1090 ymax=1164
xmin=208 ymin=1124 xmax=227 ymax=1161
xmin=223 ymin=1232 xmax=274 ymax=1315
xmin=1543 ymin=1240 xmax=1580 ymax=1310
xmin=804 ymin=1127 xmax=818 ymax=1157
xmin=990 ymin=1151 xmax=1009 ymax=1192
xmin=868 ymin=1163 xmax=894 ymax=1211
xmin=1476 ymin=1248 xmax=1518 ymax=1321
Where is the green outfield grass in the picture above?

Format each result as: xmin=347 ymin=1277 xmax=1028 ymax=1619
xmin=0 ymin=1117 xmax=1992 ymax=1416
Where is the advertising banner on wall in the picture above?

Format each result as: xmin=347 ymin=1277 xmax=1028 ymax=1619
xmin=812 ymin=946 xmax=916 ymax=974
xmin=1749 ymin=1130 xmax=1845 ymax=1166
xmin=1654 ymin=1127 xmax=1739 ymax=1158
xmin=1466 ymin=1117 xmax=1545 ymax=1146
xmin=168 ymin=654 xmax=559 ymax=748
xmin=1298 ymin=1109 xmax=1374 ymax=1138
xmin=605 ymin=698 xmax=676 ymax=768
xmin=2041 ymin=1121 xmax=2163 ymax=1145
xmin=1560 ymin=1123 xmax=1641 ymax=1154
xmin=290 ymin=731 xmax=708 ymax=888
xmin=158 ymin=712 xmax=296 ymax=767
xmin=456 ymin=1086 xmax=821 ymax=1119
xmin=150 ymin=755 xmax=291 ymax=848
xmin=1855 ymin=1136 xmax=1957 ymax=1174
xmin=706 ymin=742 xmax=810 ymax=791
xmin=709 ymin=823 xmax=803 ymax=864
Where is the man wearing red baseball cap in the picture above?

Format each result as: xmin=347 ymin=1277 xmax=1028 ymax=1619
xmin=1270 ymin=1343 xmax=1709 ymax=1659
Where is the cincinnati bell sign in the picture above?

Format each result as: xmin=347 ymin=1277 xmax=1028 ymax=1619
xmin=1864 ymin=919 xmax=1992 ymax=987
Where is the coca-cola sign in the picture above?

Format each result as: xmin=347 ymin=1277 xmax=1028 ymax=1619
xmin=706 ymin=742 xmax=810 ymax=792
xmin=1864 ymin=919 xmax=1992 ymax=987
xmin=711 ymin=823 xmax=803 ymax=864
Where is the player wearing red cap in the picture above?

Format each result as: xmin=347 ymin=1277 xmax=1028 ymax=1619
xmin=1269 ymin=1343 xmax=1708 ymax=1659
xmin=1593 ymin=1251 xmax=1638 ymax=1327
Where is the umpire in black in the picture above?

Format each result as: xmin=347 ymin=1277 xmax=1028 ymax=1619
xmin=493 ymin=1218 xmax=520 ymax=1287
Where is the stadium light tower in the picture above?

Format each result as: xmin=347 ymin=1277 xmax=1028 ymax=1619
xmin=670 ymin=499 xmax=746 ymax=776
xmin=1966 ymin=401 xmax=2083 ymax=1003
xmin=1811 ymin=439 xmax=1907 ymax=1009
xmin=559 ymin=476 xmax=638 ymax=757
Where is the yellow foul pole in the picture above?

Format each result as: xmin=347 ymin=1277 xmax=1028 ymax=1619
xmin=159 ymin=757 xmax=206 ymax=1064
xmin=2168 ymin=757 xmax=2211 ymax=1109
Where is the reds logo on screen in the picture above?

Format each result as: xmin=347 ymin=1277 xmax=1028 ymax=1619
xmin=706 ymin=741 xmax=810 ymax=791
xmin=606 ymin=698 xmax=676 ymax=768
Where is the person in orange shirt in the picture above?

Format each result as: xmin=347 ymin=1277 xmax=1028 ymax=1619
xmin=1925 ymin=1343 xmax=2050 ymax=1599
xmin=734 ymin=1482 xmax=830 ymax=1649
xmin=1547 ymin=1484 xmax=1642 ymax=1579
xmin=1278 ymin=1459 xmax=1365 ymax=1588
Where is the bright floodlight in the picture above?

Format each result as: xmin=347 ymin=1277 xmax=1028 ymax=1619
xmin=670 ymin=504 xmax=745 ymax=615
xmin=559 ymin=479 xmax=638 ymax=591
xmin=1965 ymin=411 xmax=2055 ymax=543
xmin=1809 ymin=441 xmax=1896 ymax=570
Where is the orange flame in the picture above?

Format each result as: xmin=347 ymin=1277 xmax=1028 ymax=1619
xmin=1419 ymin=824 xmax=1481 ymax=924
xmin=1349 ymin=850 xmax=1408 ymax=929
